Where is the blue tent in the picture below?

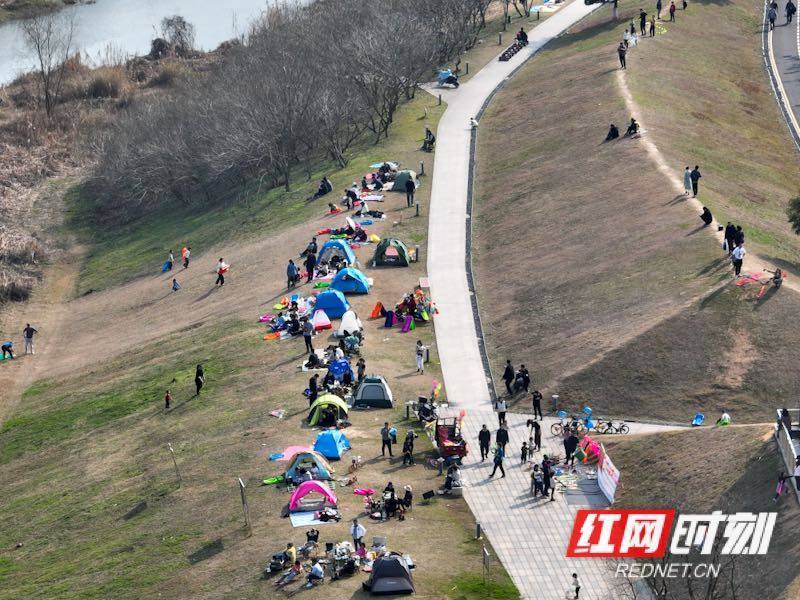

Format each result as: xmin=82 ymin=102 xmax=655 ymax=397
xmin=313 ymin=430 xmax=351 ymax=459
xmin=330 ymin=267 xmax=370 ymax=294
xmin=315 ymin=290 xmax=350 ymax=319
xmin=328 ymin=358 xmax=354 ymax=382
xmin=318 ymin=239 xmax=356 ymax=266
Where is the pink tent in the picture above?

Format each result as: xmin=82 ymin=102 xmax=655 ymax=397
xmin=289 ymin=480 xmax=338 ymax=512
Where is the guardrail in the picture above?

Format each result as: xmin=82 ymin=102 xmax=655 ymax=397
xmin=774 ymin=409 xmax=800 ymax=503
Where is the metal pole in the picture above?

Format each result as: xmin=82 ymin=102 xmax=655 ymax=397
xmin=238 ymin=477 xmax=251 ymax=533
xmin=167 ymin=443 xmax=181 ymax=487
xmin=419 ymin=160 xmax=424 ymax=176
xmin=466 ymin=62 xmax=469 ymax=75
xmin=498 ymin=32 xmax=503 ymax=46
xmin=438 ymin=94 xmax=442 ymax=106
xmin=415 ymin=203 xmax=420 ymax=217
xmin=476 ymin=522 xmax=482 ymax=539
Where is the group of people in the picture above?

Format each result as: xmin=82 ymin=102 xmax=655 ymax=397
xmin=767 ymin=0 xmax=796 ymax=30
xmin=604 ymin=117 xmax=639 ymax=141
xmin=1 ymin=323 xmax=38 ymax=360
xmin=617 ymin=0 xmax=689 ymax=68
xmin=501 ymin=360 xmax=532 ymax=395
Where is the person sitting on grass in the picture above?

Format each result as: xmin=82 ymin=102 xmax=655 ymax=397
xmin=275 ymin=560 xmax=302 ymax=588
xmin=715 ymin=412 xmax=731 ymax=427
xmin=172 ymin=278 xmax=181 ymax=292
xmin=305 ymin=559 xmax=324 ymax=587
xmin=625 ymin=117 xmax=639 ymax=136
xmin=605 ymin=123 xmax=619 ymax=141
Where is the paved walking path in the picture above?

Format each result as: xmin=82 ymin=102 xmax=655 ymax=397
xmin=421 ymin=2 xmax=671 ymax=597
xmin=768 ymin=6 xmax=800 ymax=146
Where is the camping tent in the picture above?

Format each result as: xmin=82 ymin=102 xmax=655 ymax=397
xmin=318 ymin=239 xmax=356 ymax=266
xmin=312 ymin=309 xmax=332 ymax=331
xmin=313 ymin=430 xmax=351 ymax=459
xmin=372 ymin=238 xmax=411 ymax=267
xmin=336 ymin=309 xmax=363 ymax=337
xmin=314 ymin=290 xmax=350 ymax=319
xmin=392 ymin=170 xmax=417 ymax=193
xmin=307 ymin=394 xmax=350 ymax=426
xmin=331 ymin=267 xmax=370 ymax=294
xmin=362 ymin=555 xmax=415 ymax=594
xmin=352 ymin=375 xmax=394 ymax=409
xmin=288 ymin=480 xmax=338 ymax=512
xmin=328 ymin=358 xmax=354 ymax=382
xmin=284 ymin=450 xmax=334 ymax=482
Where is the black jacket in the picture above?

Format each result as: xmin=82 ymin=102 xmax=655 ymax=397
xmin=502 ymin=365 xmax=514 ymax=381
xmin=496 ymin=428 xmax=509 ymax=445
xmin=478 ymin=429 xmax=491 ymax=446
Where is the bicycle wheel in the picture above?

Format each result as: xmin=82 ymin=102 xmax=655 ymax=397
xmin=551 ymin=423 xmax=563 ymax=436
xmin=618 ymin=423 xmax=630 ymax=435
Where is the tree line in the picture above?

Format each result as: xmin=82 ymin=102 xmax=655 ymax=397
xmin=85 ymin=0 xmax=492 ymax=223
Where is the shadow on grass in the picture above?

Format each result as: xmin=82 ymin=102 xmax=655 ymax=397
xmin=188 ymin=538 xmax=225 ymax=565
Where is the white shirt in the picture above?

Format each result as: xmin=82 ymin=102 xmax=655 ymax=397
xmin=496 ymin=401 xmax=507 ymax=412
xmin=335 ymin=347 xmax=344 ymax=360
xmin=350 ymin=523 xmax=366 ymax=539
xmin=732 ymin=246 xmax=746 ymax=261
xmin=310 ymin=563 xmax=324 ymax=578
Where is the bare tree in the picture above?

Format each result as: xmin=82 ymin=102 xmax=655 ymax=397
xmin=20 ymin=11 xmax=75 ymax=119
xmin=160 ymin=15 xmax=196 ymax=57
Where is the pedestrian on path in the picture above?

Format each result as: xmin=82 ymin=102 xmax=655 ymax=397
xmin=787 ymin=0 xmax=796 ymax=22
xmin=381 ymin=422 xmax=393 ymax=457
xmin=182 ymin=246 xmax=191 ymax=268
xmin=215 ymin=258 xmax=228 ymax=287
xmin=164 ymin=389 xmax=172 ymax=410
xmin=479 ymin=424 xmax=491 ymax=461
xmin=532 ymin=419 xmax=542 ymax=451
xmin=656 ymin=0 xmax=662 ymax=18
xmin=489 ymin=446 xmax=506 ymax=478
xmin=520 ymin=441 xmax=529 ymax=464
xmin=734 ymin=225 xmax=745 ymax=247
xmin=302 ymin=317 xmax=314 ymax=353
xmin=495 ymin=398 xmax=507 ymax=425
xmin=166 ymin=250 xmax=174 ymax=271
xmin=724 ymin=222 xmax=736 ymax=254
xmin=690 ymin=165 xmax=702 ymax=197
xmin=532 ymin=389 xmax=543 ymax=420
xmin=639 ymin=8 xmax=648 ymax=34
xmin=287 ymin=259 xmax=299 ymax=289
xmin=564 ymin=431 xmax=579 ymax=466
xmin=194 ymin=364 xmax=204 ymax=396
xmin=570 ymin=573 xmax=581 ymax=599
xmin=496 ymin=424 xmax=509 ymax=451
xmin=682 ymin=167 xmax=692 ymax=195
xmin=530 ymin=464 xmax=545 ymax=496
xmin=769 ymin=5 xmax=777 ymax=29
xmin=542 ymin=455 xmax=556 ymax=501
xmin=649 ymin=16 xmax=656 ymax=36
xmin=669 ymin=0 xmax=676 ymax=21
xmin=415 ymin=340 xmax=427 ymax=374
xmin=405 ymin=177 xmax=415 ymax=208
xmin=617 ymin=42 xmax=627 ymax=69
xmin=731 ymin=244 xmax=746 ymax=277
xmin=304 ymin=252 xmax=317 ymax=283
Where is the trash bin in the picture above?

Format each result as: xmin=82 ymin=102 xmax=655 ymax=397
xmin=551 ymin=394 xmax=559 ymax=413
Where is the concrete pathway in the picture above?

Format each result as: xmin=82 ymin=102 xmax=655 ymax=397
xmin=767 ymin=4 xmax=800 ymax=148
xmin=452 ymin=411 xmax=680 ymax=599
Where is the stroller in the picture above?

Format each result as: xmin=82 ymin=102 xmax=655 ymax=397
xmin=437 ymin=69 xmax=459 ymax=88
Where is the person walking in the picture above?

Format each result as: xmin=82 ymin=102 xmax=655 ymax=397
xmin=617 ymin=42 xmax=627 ymax=69
xmin=502 ymin=360 xmax=515 ymax=395
xmin=215 ymin=258 xmax=228 ymax=287
xmin=669 ymin=0 xmax=676 ymax=20
xmin=478 ymin=424 xmax=491 ymax=461
xmin=769 ymin=4 xmax=777 ymax=28
xmin=530 ymin=464 xmax=545 ymax=497
xmin=532 ymin=389 xmax=543 ymax=420
xmin=194 ymin=364 xmax=205 ymax=396
xmin=787 ymin=0 xmax=796 ymax=22
xmin=496 ymin=423 xmax=509 ymax=451
xmin=415 ymin=340 xmax=427 ymax=374
xmin=532 ymin=419 xmax=542 ymax=451
xmin=405 ymin=177 xmax=416 ymax=208
xmin=22 ymin=323 xmax=37 ymax=355
xmin=649 ymin=16 xmax=656 ymax=36
xmin=166 ymin=250 xmax=174 ymax=271
xmin=564 ymin=431 xmax=580 ymax=466
xmin=518 ymin=364 xmax=530 ymax=392
xmin=287 ymin=259 xmax=299 ymax=289
xmin=304 ymin=252 xmax=317 ymax=283
xmin=731 ymin=243 xmax=746 ymax=277
xmin=495 ymin=398 xmax=507 ymax=425
xmin=302 ymin=317 xmax=314 ymax=353
xmin=542 ymin=455 xmax=555 ymax=501
xmin=689 ymin=165 xmax=702 ymax=197
xmin=520 ymin=441 xmax=529 ymax=464
xmin=571 ymin=573 xmax=581 ymax=599
xmin=381 ymin=422 xmax=393 ymax=457
xmin=350 ymin=518 xmax=366 ymax=548
xmin=489 ymin=445 xmax=506 ymax=478
xmin=308 ymin=373 xmax=319 ymax=406
xmin=682 ymin=166 xmax=692 ymax=195
xmin=182 ymin=246 xmax=191 ymax=269
xmin=774 ymin=472 xmax=790 ymax=502
xmin=724 ymin=222 xmax=736 ymax=254
xmin=734 ymin=225 xmax=745 ymax=247
xmin=164 ymin=389 xmax=172 ymax=410
xmin=639 ymin=8 xmax=648 ymax=34
xmin=656 ymin=0 xmax=662 ymax=18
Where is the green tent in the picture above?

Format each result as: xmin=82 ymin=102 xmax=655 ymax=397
xmin=392 ymin=170 xmax=417 ymax=192
xmin=307 ymin=394 xmax=350 ymax=426
xmin=372 ymin=238 xmax=411 ymax=267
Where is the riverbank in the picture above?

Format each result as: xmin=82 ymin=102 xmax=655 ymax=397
xmin=0 ymin=0 xmax=90 ymax=24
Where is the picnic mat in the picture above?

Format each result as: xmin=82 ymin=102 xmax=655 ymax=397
xmin=289 ymin=511 xmax=331 ymax=528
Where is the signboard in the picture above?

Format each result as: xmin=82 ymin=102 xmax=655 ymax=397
xmin=598 ymin=444 xmax=620 ymax=504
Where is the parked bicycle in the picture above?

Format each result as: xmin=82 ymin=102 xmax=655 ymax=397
xmin=550 ymin=411 xmax=587 ymax=437
xmin=594 ymin=418 xmax=630 ymax=435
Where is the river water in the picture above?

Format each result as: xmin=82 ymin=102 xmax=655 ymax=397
xmin=0 ymin=0 xmax=271 ymax=85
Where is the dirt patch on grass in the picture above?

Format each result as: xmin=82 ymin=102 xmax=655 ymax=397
xmin=714 ymin=328 xmax=756 ymax=389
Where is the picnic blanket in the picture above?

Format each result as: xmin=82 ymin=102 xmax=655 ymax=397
xmin=289 ymin=511 xmax=332 ymax=528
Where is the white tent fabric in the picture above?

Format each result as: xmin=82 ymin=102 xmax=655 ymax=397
xmin=336 ymin=310 xmax=363 ymax=337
